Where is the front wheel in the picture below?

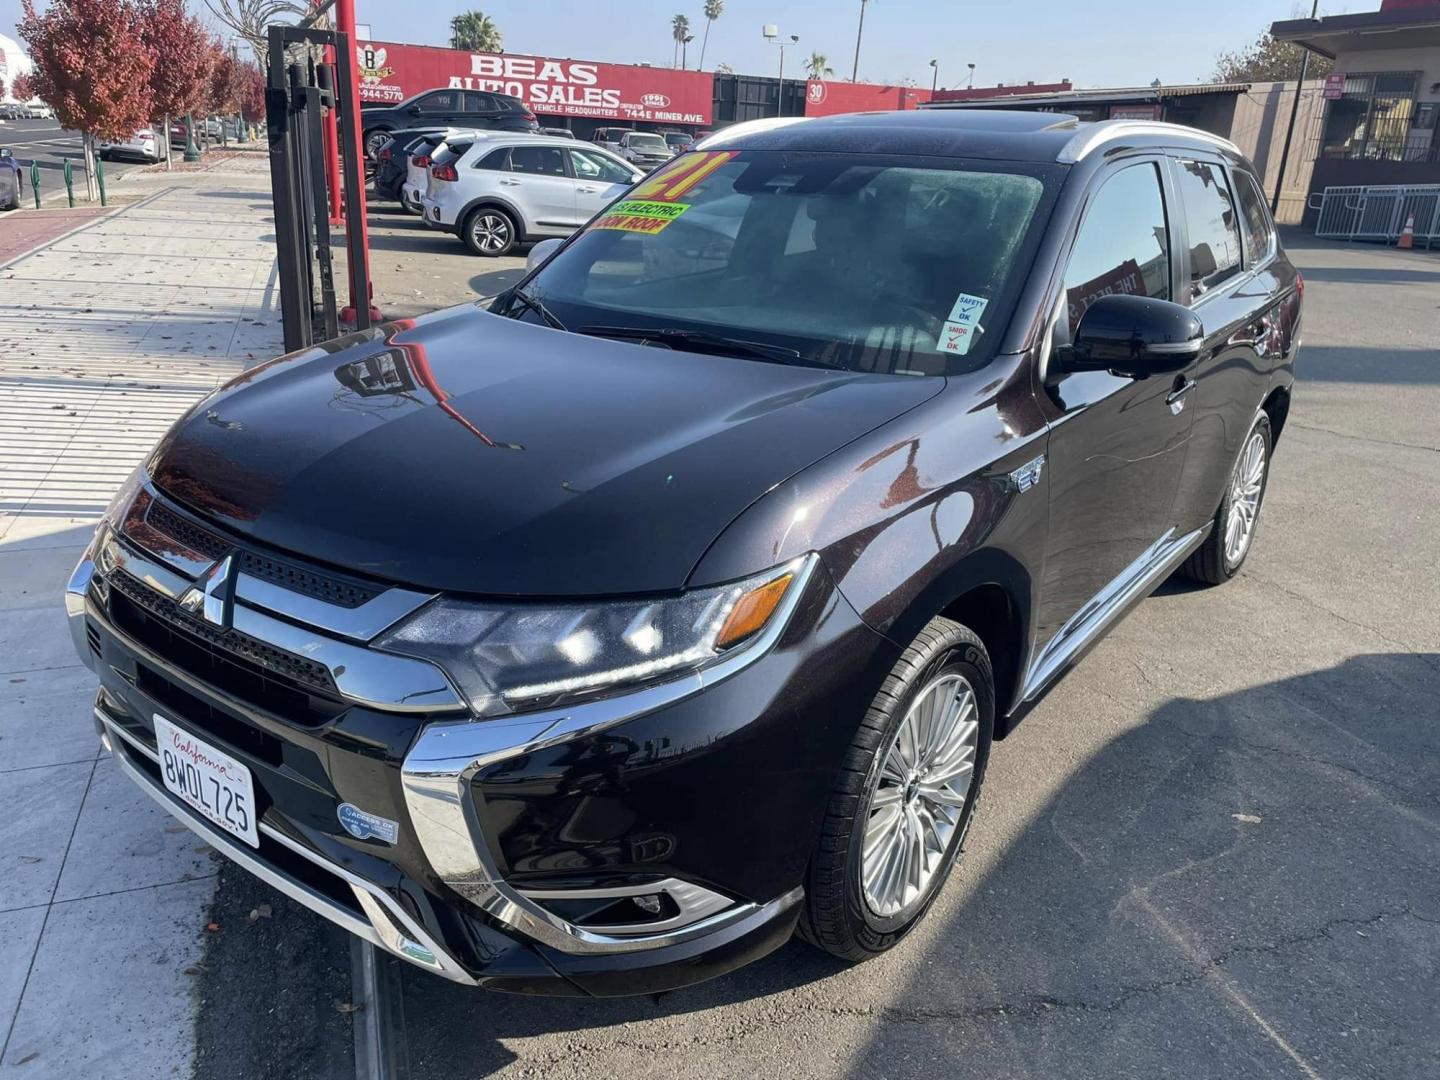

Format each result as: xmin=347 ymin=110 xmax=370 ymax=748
xmin=363 ymin=129 xmax=389 ymax=159
xmin=461 ymin=207 xmax=518 ymax=257
xmin=798 ymin=616 xmax=994 ymax=961
xmin=1183 ymin=412 xmax=1273 ymax=585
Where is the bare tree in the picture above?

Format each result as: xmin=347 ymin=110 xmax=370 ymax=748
xmin=205 ymin=0 xmax=309 ymax=68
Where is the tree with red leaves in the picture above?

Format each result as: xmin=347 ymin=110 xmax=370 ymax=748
xmin=20 ymin=0 xmax=156 ymax=199
xmin=239 ymin=61 xmax=265 ymax=125
xmin=138 ymin=0 xmax=210 ymax=168
xmin=11 ymin=73 xmax=35 ymax=103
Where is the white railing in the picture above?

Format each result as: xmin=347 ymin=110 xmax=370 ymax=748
xmin=1308 ymin=184 xmax=1440 ymax=245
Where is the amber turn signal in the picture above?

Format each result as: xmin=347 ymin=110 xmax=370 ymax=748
xmin=715 ymin=573 xmax=794 ymax=650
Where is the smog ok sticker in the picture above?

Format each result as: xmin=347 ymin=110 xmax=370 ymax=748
xmin=936 ymin=292 xmax=989 ymax=355
xmin=592 ymin=199 xmax=691 ymax=235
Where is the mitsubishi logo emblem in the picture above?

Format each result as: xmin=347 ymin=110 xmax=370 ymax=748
xmin=177 ymin=554 xmax=235 ymax=628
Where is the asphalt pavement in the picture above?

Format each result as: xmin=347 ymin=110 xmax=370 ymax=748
xmin=185 ymin=228 xmax=1440 ymax=1080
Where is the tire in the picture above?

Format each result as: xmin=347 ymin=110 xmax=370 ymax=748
xmin=363 ymin=129 xmax=389 ymax=159
xmin=798 ymin=616 xmax=994 ymax=962
xmin=461 ymin=206 xmax=518 ymax=257
xmin=1183 ymin=412 xmax=1273 ymax=586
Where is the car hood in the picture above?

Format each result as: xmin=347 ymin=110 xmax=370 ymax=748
xmin=150 ymin=308 xmax=942 ymax=597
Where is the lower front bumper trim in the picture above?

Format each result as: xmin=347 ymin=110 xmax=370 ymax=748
xmin=96 ymin=706 xmax=478 ymax=984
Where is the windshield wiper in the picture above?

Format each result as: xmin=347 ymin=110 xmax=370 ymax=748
xmin=578 ymin=325 xmax=806 ymax=365
xmin=502 ymin=287 xmax=566 ymax=331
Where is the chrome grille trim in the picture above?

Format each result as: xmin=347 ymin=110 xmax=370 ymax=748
xmin=120 ymin=483 xmax=436 ymax=644
xmin=96 ymin=527 xmax=464 ymax=715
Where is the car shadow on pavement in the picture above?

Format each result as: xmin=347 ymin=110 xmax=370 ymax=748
xmin=391 ymin=652 xmax=1440 ymax=1078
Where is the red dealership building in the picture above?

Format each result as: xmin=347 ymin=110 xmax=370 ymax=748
xmin=356 ymin=38 xmax=943 ymax=137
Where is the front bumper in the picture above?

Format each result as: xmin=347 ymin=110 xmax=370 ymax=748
xmin=65 ymin=496 xmax=891 ymax=994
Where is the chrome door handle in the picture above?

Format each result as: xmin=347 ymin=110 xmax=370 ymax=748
xmin=1166 ymin=377 xmax=1197 ymax=414
xmin=578 ymin=186 xmax=598 ymax=193
xmin=499 ymin=178 xmax=520 ymax=185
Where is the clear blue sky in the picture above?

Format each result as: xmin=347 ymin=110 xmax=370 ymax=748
xmin=2 ymin=0 xmax=1328 ymax=90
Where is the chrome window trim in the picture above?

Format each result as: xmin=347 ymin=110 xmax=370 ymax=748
xmin=1021 ymin=526 xmax=1207 ymax=702
xmin=400 ymin=554 xmax=818 ymax=955
xmin=97 ymin=707 xmax=477 ymax=984
xmin=92 ymin=534 xmax=465 ymax=715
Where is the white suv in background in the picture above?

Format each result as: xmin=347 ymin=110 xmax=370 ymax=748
xmin=399 ymin=128 xmax=484 ymax=213
xmin=421 ymin=134 xmax=641 ymax=256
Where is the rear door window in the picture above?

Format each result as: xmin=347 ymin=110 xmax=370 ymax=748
xmin=414 ymin=91 xmax=461 ymax=115
xmin=475 ymin=147 xmax=510 ymax=171
xmin=1063 ymin=162 xmax=1171 ymax=333
xmin=1175 ymin=160 xmax=1243 ymax=296
xmin=1230 ymin=167 xmax=1276 ymax=268
xmin=464 ymin=92 xmax=500 ymax=115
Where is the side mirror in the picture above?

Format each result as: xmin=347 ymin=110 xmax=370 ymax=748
xmin=407 ymin=105 xmax=422 ymax=116
xmin=1058 ymin=294 xmax=1203 ymax=378
xmin=526 ymin=237 xmax=564 ymax=273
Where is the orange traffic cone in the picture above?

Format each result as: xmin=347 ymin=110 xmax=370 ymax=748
xmin=1398 ymin=214 xmax=1415 ymax=249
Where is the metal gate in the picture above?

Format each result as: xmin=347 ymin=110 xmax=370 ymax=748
xmin=1310 ymin=184 xmax=1440 ymax=246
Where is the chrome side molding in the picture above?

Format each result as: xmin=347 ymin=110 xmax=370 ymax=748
xmin=1020 ymin=525 xmax=1207 ymax=702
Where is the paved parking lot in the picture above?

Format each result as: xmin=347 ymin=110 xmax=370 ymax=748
xmin=190 ymin=226 xmax=1440 ymax=1079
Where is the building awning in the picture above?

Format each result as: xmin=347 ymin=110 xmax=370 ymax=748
xmin=1272 ymin=6 xmax=1440 ymax=59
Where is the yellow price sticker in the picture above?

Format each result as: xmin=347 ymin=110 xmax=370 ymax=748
xmin=592 ymin=199 xmax=692 ymax=234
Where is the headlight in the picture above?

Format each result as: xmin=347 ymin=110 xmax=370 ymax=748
xmin=376 ymin=555 xmax=814 ymax=717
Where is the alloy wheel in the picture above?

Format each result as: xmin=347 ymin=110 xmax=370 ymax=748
xmin=1224 ymin=428 xmax=1267 ymax=567
xmin=471 ymin=213 xmax=511 ymax=254
xmin=861 ymin=673 xmax=979 ymax=919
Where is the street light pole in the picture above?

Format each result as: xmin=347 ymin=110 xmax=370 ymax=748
xmin=967 ymin=63 xmax=976 ymax=89
xmin=1271 ymin=0 xmax=1321 ymax=216
xmin=764 ymin=27 xmax=798 ymax=117
xmin=929 ymin=59 xmax=938 ymax=94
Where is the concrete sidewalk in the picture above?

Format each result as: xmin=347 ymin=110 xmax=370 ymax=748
xmin=0 ymin=169 xmax=282 ymax=1078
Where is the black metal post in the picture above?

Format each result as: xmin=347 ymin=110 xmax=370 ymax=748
xmin=1271 ymin=0 xmax=1321 ymax=216
xmin=266 ymin=27 xmax=312 ymax=352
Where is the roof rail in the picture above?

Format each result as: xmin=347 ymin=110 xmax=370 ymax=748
xmin=1057 ymin=120 xmax=1240 ymax=163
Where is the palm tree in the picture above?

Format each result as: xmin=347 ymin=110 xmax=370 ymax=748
xmin=450 ymin=10 xmax=502 ymax=53
xmin=851 ymin=0 xmax=871 ymax=81
xmin=698 ymin=0 xmax=723 ymax=70
xmin=671 ymin=14 xmax=692 ymax=68
xmin=805 ymin=52 xmax=834 ymax=80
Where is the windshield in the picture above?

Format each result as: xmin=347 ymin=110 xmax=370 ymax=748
xmin=627 ymin=134 xmax=669 ymax=151
xmin=515 ymin=150 xmax=1057 ymax=375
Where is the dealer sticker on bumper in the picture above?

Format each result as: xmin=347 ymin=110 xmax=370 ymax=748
xmin=153 ymin=714 xmax=258 ymax=848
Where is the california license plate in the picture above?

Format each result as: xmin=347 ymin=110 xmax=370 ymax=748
xmin=153 ymin=714 xmax=258 ymax=848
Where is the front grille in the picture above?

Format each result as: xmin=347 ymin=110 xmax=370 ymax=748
xmin=144 ymin=500 xmax=229 ymax=561
xmin=136 ymin=662 xmax=285 ymax=766
xmin=106 ymin=571 xmax=345 ymax=725
xmin=85 ymin=621 xmax=102 ymax=659
xmin=237 ymin=550 xmax=380 ymax=609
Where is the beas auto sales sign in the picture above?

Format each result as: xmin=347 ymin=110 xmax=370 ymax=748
xmin=357 ymin=41 xmax=712 ymax=125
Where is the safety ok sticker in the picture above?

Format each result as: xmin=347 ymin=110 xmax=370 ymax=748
xmin=592 ymin=199 xmax=691 ymax=235
xmin=936 ymin=292 xmax=989 ymax=356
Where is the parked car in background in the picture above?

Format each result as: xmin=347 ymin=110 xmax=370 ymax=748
xmin=421 ymin=133 xmax=640 ymax=255
xmin=360 ymin=88 xmax=537 ymax=158
xmin=1 ymin=102 xmax=33 ymax=120
xmin=401 ymin=130 xmax=485 ymax=214
xmin=29 ymin=102 xmax=54 ymax=119
xmin=662 ymin=130 xmax=696 ymax=154
xmin=0 ymin=150 xmax=21 ymax=211
xmin=98 ymin=127 xmax=163 ymax=163
xmin=592 ymin=128 xmax=674 ymax=170
xmin=539 ymin=127 xmax=577 ymax=139
xmin=371 ymin=127 xmax=453 ymax=201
